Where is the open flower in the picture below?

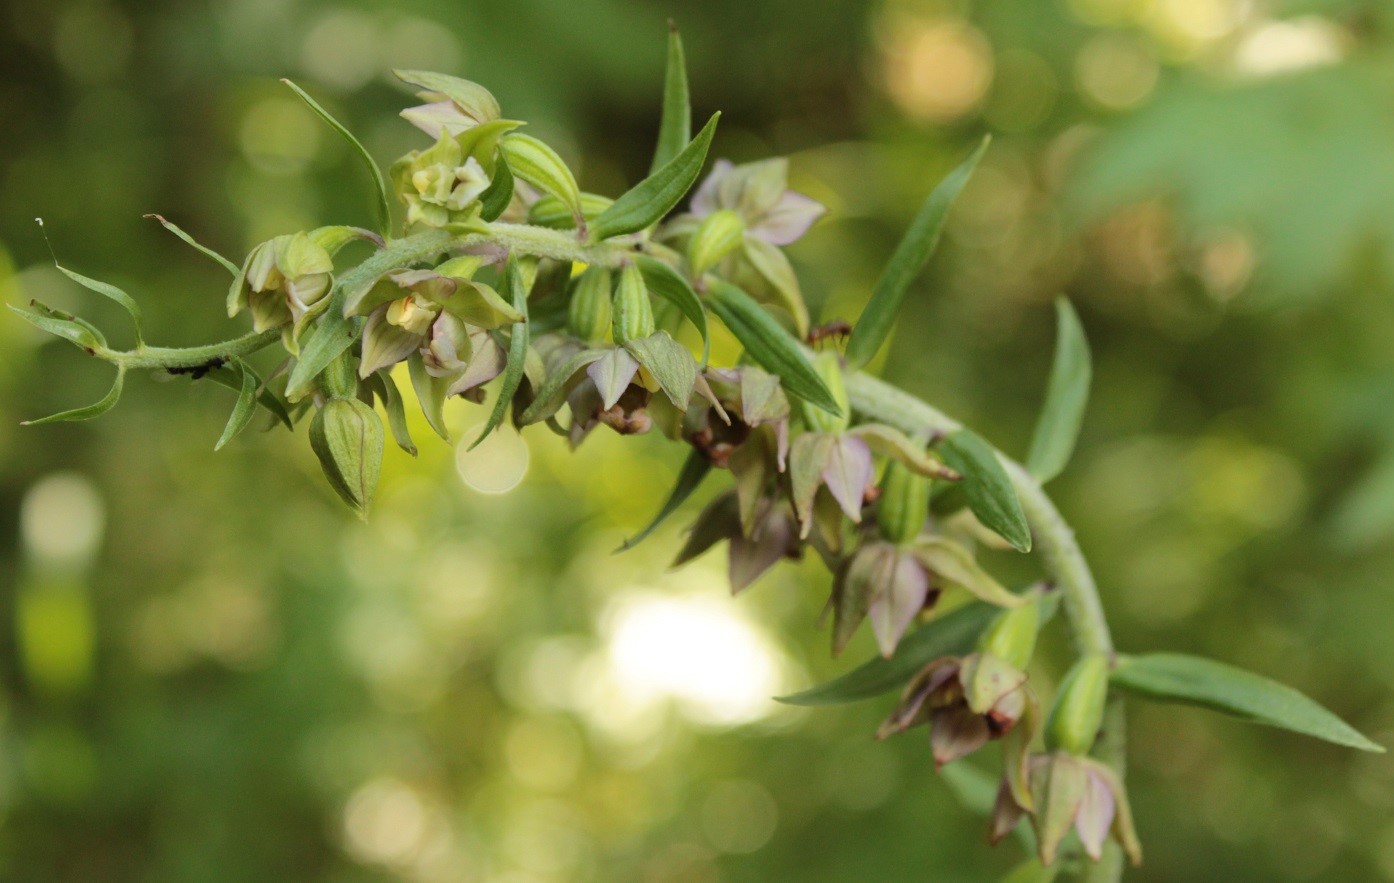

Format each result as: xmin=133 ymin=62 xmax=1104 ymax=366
xmin=356 ymin=257 xmax=521 ymax=381
xmin=688 ymin=158 xmax=826 ymax=246
xmin=877 ymin=652 xmax=1032 ymax=764
xmin=393 ymin=132 xmax=493 ymax=228
xmin=228 ymin=228 xmax=368 ymax=350
xmin=674 ymin=489 xmax=803 ymax=594
xmin=990 ymin=752 xmax=1143 ymax=868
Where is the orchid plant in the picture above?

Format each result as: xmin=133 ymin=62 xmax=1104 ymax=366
xmin=13 ymin=26 xmax=1382 ymax=881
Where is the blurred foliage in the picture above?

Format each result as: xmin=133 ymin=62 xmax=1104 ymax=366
xmin=3 ymin=0 xmax=1394 ymax=880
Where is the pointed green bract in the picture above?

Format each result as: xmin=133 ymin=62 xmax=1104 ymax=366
xmin=469 ymin=262 xmax=531 ymax=450
xmin=1027 ymin=299 xmax=1091 ymax=483
xmin=408 ymin=352 xmax=452 ymax=440
xmin=23 ymin=367 xmax=125 ymax=425
xmin=10 ymin=302 xmax=106 ymax=351
xmin=617 ymin=449 xmax=710 ymax=552
xmin=478 ymin=153 xmax=515 ymax=222
xmin=55 ymin=265 xmax=143 ymax=347
xmin=286 ymin=310 xmax=361 ymax=402
xmin=516 ymin=349 xmax=608 ymax=425
xmin=205 ymin=363 xmax=293 ymax=429
xmin=940 ymin=429 xmax=1031 ymax=552
xmin=281 ymin=79 xmax=392 ymax=238
xmin=845 ymin=136 xmax=989 ymax=369
xmin=145 ymin=214 xmax=241 ymax=277
xmin=1112 ymin=653 xmax=1385 ymax=753
xmin=650 ymin=24 xmax=691 ymax=174
xmin=365 ymin=370 xmax=417 ymax=456
xmin=588 ymin=112 xmax=720 ymax=242
xmin=705 ymin=280 xmax=840 ymax=416
xmin=636 ymin=256 xmax=709 ymax=367
xmin=214 ymin=359 xmax=259 ymax=450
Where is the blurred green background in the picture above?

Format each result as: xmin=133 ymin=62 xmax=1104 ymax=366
xmin=3 ymin=0 xmax=1394 ymax=880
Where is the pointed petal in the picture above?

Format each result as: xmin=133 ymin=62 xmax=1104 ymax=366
xmin=988 ymin=777 xmax=1027 ymax=846
xmin=401 ymin=101 xmax=475 ymax=138
xmin=689 ymin=158 xmax=733 ymax=216
xmin=729 ymin=511 xmax=793 ymax=593
xmin=751 ymin=189 xmax=827 ymax=245
xmin=912 ymin=537 xmax=1025 ymax=608
xmin=360 ymin=308 xmax=425 ymax=377
xmin=1032 ymin=755 xmax=1088 ymax=867
xmin=790 ymin=432 xmax=836 ymax=535
xmin=586 ymin=347 xmax=641 ymax=410
xmin=446 ymin=329 xmax=506 ymax=395
xmin=867 ymin=551 xmax=930 ymax=657
xmin=1075 ymin=769 xmax=1116 ymax=862
xmin=822 ymin=434 xmax=875 ymax=521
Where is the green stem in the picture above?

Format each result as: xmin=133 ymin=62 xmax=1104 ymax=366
xmin=842 ymin=370 xmax=1127 ymax=880
xmin=96 ymin=328 xmax=283 ymax=370
xmin=469 ymin=222 xmax=638 ymax=267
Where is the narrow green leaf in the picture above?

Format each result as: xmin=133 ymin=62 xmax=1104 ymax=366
xmin=478 ymin=152 xmax=515 ymax=222
xmin=281 ymin=79 xmax=392 ymax=237
xmin=617 ymin=449 xmax=710 ymax=552
xmin=365 ymin=370 xmax=417 ymax=456
xmin=144 ymin=214 xmax=241 ymax=277
xmin=636 ymin=255 xmax=709 ymax=367
xmin=1027 ymin=299 xmax=1091 ymax=483
xmin=650 ymin=23 xmax=691 ymax=174
xmin=23 ymin=367 xmax=124 ymax=425
xmin=516 ymin=348 xmax=607 ymax=425
xmin=705 ymin=281 xmax=841 ymax=417
xmin=9 ymin=302 xmax=105 ymax=351
xmin=469 ymin=262 xmax=531 ymax=450
xmin=203 ymin=363 xmax=293 ymax=430
xmin=940 ymin=429 xmax=1031 ymax=552
xmin=777 ymin=603 xmax=995 ymax=706
xmin=845 ymin=136 xmax=990 ymax=369
xmin=1112 ymin=653 xmax=1385 ymax=753
xmin=55 ymin=265 xmax=143 ymax=347
xmin=213 ymin=359 xmax=258 ymax=450
xmin=588 ymin=112 xmax=720 ymax=242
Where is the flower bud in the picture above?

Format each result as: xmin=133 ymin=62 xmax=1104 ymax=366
xmin=800 ymin=351 xmax=849 ymax=434
xmin=687 ymin=208 xmax=745 ymax=276
xmin=1046 ymin=654 xmax=1111 ymax=756
xmin=610 ymin=263 xmax=653 ymax=345
xmin=977 ymin=597 xmax=1041 ymax=671
xmin=567 ymin=267 xmax=612 ymax=345
xmin=878 ymin=459 xmax=931 ymax=545
xmin=310 ymin=398 xmax=384 ymax=517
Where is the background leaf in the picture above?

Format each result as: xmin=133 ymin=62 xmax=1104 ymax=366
xmin=845 ymin=136 xmax=989 ymax=369
xmin=281 ymin=79 xmax=392 ymax=237
xmin=616 ymin=449 xmax=710 ymax=552
xmin=1112 ymin=653 xmax=1384 ymax=752
xmin=649 ymin=24 xmax=690 ymax=174
xmin=1026 ymin=298 xmax=1092 ymax=483
xmin=588 ymin=112 xmax=720 ymax=242
xmin=469 ymin=261 xmax=530 ymax=450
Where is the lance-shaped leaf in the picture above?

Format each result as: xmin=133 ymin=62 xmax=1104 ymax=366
xmin=213 ymin=359 xmax=259 ymax=450
xmin=145 ymin=214 xmax=240 ymax=277
xmin=785 ymin=603 xmax=991 ymax=703
xmin=940 ymin=429 xmax=1031 ymax=552
xmin=650 ymin=23 xmax=690 ymax=173
xmin=23 ymin=367 xmax=125 ymax=425
xmin=705 ymin=281 xmax=840 ymax=416
xmin=1111 ymin=653 xmax=1385 ymax=752
xmin=469 ymin=262 xmax=531 ymax=450
xmin=478 ymin=152 xmax=514 ymax=222
xmin=845 ymin=136 xmax=989 ymax=369
xmin=10 ymin=302 xmax=106 ymax=351
xmin=500 ymin=134 xmax=582 ymax=223
xmin=55 ymin=265 xmax=143 ymax=347
xmin=282 ymin=79 xmax=392 ymax=238
xmin=636 ymin=256 xmax=709 ymax=367
xmin=617 ymin=449 xmax=711 ymax=552
xmin=1027 ymin=299 xmax=1091 ymax=484
xmin=588 ymin=112 xmax=720 ymax=242
xmin=204 ymin=363 xmax=293 ymax=430
xmin=516 ymin=349 xmax=608 ymax=425
xmin=365 ymin=369 xmax=417 ymax=456
xmin=624 ymin=331 xmax=697 ymax=408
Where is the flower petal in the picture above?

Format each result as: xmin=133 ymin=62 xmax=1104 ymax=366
xmin=822 ymin=434 xmax=875 ymax=522
xmin=867 ymin=551 xmax=930 ymax=657
xmin=689 ymin=158 xmax=734 ymax=216
xmin=586 ymin=347 xmax=641 ymax=411
xmin=360 ymin=308 xmax=425 ymax=377
xmin=751 ymin=189 xmax=827 ymax=245
xmin=930 ymin=705 xmax=991 ymax=767
xmin=1075 ymin=768 xmax=1117 ymax=862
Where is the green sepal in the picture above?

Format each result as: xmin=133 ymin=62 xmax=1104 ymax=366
xmin=636 ymin=256 xmax=709 ymax=367
xmin=478 ymin=152 xmax=515 ymax=222
xmin=500 ymin=134 xmax=583 ymax=225
xmin=469 ymin=261 xmax=531 ymax=450
xmin=364 ymin=369 xmax=417 ymax=456
xmin=408 ymin=352 xmax=452 ymax=440
xmin=939 ymin=429 xmax=1031 ymax=552
xmin=281 ymin=78 xmax=392 ymax=238
xmin=515 ymin=348 xmax=608 ymax=425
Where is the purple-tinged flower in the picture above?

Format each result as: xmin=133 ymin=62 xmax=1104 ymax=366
xmin=689 ymin=158 xmax=826 ymax=246
xmin=989 ymin=752 xmax=1142 ymax=868
xmin=877 ymin=653 xmax=1032 ymax=764
xmin=674 ymin=490 xmax=803 ymax=594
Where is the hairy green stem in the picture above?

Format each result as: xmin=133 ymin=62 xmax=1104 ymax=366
xmin=843 ymin=370 xmax=1127 ymax=880
xmin=96 ymin=328 xmax=283 ymax=370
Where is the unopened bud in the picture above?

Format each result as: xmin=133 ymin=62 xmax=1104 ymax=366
xmin=878 ymin=459 xmax=931 ymax=545
xmin=1046 ymin=654 xmax=1110 ymax=756
xmin=310 ymin=398 xmax=384 ymax=517
xmin=688 ymin=208 xmax=745 ymax=276
xmin=801 ymin=351 xmax=849 ymax=434
xmin=567 ymin=267 xmax=612 ymax=345
xmin=978 ymin=597 xmax=1042 ymax=670
xmin=611 ymin=263 xmax=653 ymax=345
